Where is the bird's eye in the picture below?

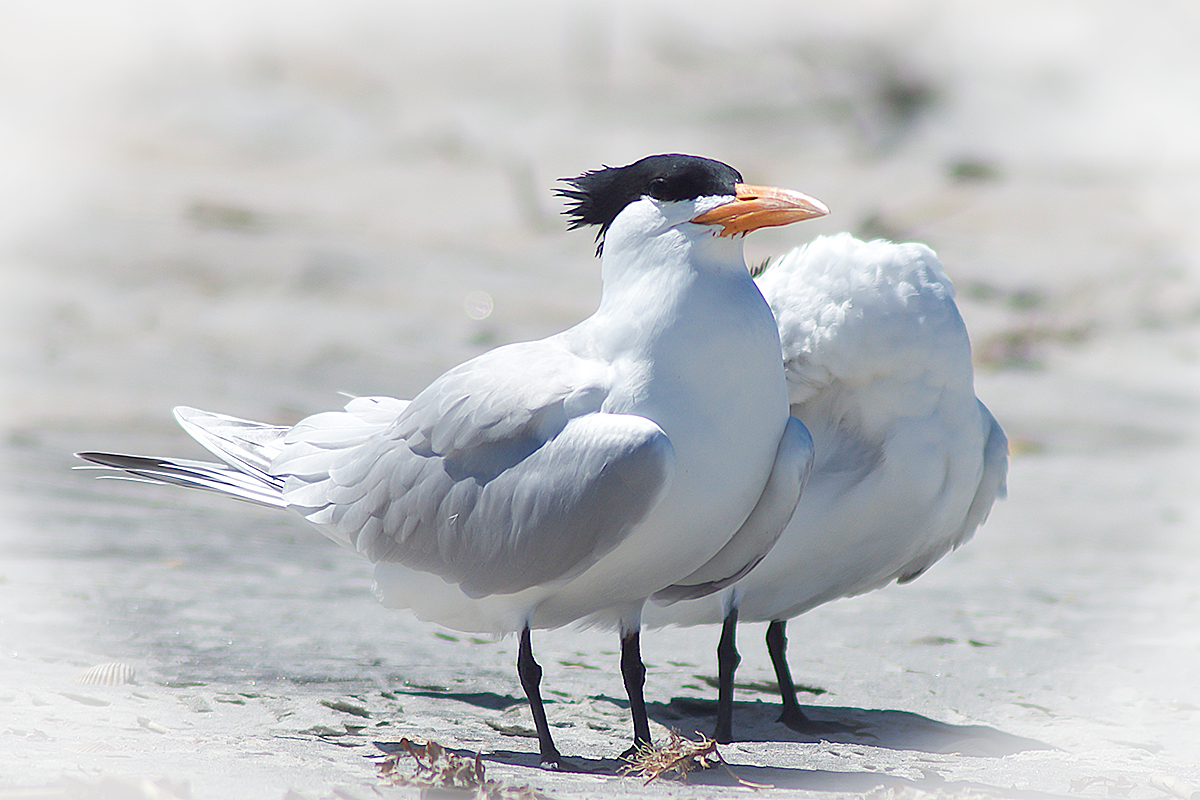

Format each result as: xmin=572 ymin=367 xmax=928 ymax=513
xmin=648 ymin=176 xmax=668 ymax=198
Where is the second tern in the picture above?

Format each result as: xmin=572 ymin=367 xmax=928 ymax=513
xmin=646 ymin=234 xmax=1007 ymax=742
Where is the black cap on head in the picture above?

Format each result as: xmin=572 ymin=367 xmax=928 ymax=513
xmin=558 ymin=154 xmax=743 ymax=254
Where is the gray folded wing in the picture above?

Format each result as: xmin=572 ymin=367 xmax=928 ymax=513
xmin=652 ymin=415 xmax=814 ymax=603
xmin=896 ymin=399 xmax=1008 ymax=585
xmin=274 ymin=342 xmax=675 ymax=598
xmin=960 ymin=400 xmax=1009 ymax=540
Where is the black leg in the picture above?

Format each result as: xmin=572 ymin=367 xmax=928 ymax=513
xmin=517 ymin=626 xmax=563 ymax=768
xmin=714 ymin=606 xmax=740 ymax=743
xmin=766 ymin=619 xmax=810 ymax=729
xmin=619 ymin=631 xmax=652 ymax=758
xmin=766 ymin=619 xmax=857 ymax=736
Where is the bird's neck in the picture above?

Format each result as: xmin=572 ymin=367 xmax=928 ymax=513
xmin=571 ymin=229 xmax=763 ymax=369
xmin=597 ymin=228 xmax=748 ymax=305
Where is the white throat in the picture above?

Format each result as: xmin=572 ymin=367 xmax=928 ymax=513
xmin=597 ymin=195 xmax=749 ymax=299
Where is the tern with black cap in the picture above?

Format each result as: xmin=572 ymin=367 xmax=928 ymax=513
xmin=77 ymin=154 xmax=828 ymax=767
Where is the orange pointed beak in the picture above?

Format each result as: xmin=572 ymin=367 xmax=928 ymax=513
xmin=690 ymin=183 xmax=829 ymax=236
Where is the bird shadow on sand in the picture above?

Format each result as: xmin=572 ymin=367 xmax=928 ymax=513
xmin=381 ymin=687 xmax=1051 ymax=760
xmin=644 ymin=694 xmax=1053 ymax=757
xmin=381 ymin=740 xmax=1073 ymax=799
xmin=373 ymin=740 xmax=628 ymax=776
xmin=393 ymin=688 xmax=525 ymax=711
xmin=373 ymin=689 xmax=1060 ymax=794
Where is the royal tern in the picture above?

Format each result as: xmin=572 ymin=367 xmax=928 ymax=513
xmin=77 ymin=154 xmax=828 ymax=766
xmin=644 ymin=233 xmax=1008 ymax=742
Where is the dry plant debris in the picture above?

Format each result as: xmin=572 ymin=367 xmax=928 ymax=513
xmin=619 ymin=731 xmax=771 ymax=788
xmin=377 ymin=737 xmax=552 ymax=799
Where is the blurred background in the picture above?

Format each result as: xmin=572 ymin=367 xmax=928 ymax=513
xmin=3 ymin=0 xmax=1198 ymax=439
xmin=2 ymin=0 xmax=1198 ymax=794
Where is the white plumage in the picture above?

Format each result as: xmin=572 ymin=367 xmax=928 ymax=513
xmin=77 ymin=154 xmax=829 ymax=765
xmin=644 ymin=233 xmax=1008 ymax=740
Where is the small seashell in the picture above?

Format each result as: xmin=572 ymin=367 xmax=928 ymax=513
xmin=74 ymin=662 xmax=135 ymax=686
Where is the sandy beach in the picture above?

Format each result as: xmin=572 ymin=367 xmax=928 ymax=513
xmin=2 ymin=2 xmax=1198 ymax=798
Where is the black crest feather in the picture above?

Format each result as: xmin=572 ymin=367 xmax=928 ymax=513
xmin=557 ymin=154 xmax=742 ymax=255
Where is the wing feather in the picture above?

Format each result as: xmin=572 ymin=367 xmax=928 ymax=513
xmin=959 ymin=400 xmax=1009 ymax=539
xmin=653 ymin=415 xmax=814 ymax=602
xmin=273 ymin=342 xmax=673 ymax=597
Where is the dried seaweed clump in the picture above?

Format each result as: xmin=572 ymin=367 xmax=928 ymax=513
xmin=377 ymin=738 xmax=551 ymax=799
xmin=619 ymin=731 xmax=770 ymax=788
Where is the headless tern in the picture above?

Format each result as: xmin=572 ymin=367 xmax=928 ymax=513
xmin=644 ymin=233 xmax=1008 ymax=742
xmin=77 ymin=154 xmax=827 ymax=767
